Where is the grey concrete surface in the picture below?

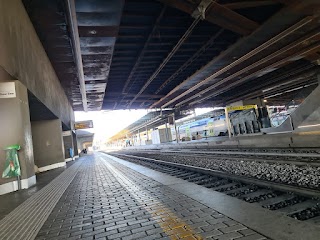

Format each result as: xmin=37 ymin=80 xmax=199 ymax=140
xmin=0 ymin=0 xmax=73 ymax=128
xmin=106 ymin=153 xmax=320 ymax=240
xmin=0 ymin=81 xmax=35 ymax=186
xmin=290 ymin=85 xmax=320 ymax=130
xmin=31 ymin=120 xmax=65 ymax=168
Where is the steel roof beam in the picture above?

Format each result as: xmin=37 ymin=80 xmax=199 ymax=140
xmin=158 ymin=0 xmax=259 ymax=35
xmin=105 ymin=99 xmax=156 ymax=103
xmin=106 ymin=92 xmax=164 ymax=98
xmin=127 ymin=3 xmax=208 ymax=108
xmin=220 ymin=66 xmax=317 ymax=103
xmin=66 ymin=0 xmax=88 ymax=112
xmin=188 ymin=41 xmax=320 ymax=106
xmin=180 ymin=27 xmax=320 ymax=106
xmin=122 ymin=6 xmax=167 ymax=94
xmin=155 ymin=28 xmax=224 ymax=94
xmin=223 ymin=1 xmax=279 ymax=10
xmin=152 ymin=16 xmax=314 ymax=109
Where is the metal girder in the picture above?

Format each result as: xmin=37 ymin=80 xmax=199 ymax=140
xmin=105 ymin=99 xmax=156 ymax=103
xmin=273 ymin=0 xmax=294 ymax=5
xmin=187 ymin=41 xmax=320 ymax=106
xmin=66 ymin=0 xmax=88 ymax=112
xmin=181 ymin=27 xmax=320 ymax=105
xmin=224 ymin=65 xmax=316 ymax=103
xmin=155 ymin=28 xmax=224 ymax=94
xmin=127 ymin=15 xmax=202 ymax=108
xmin=152 ymin=16 xmax=314 ymax=109
xmin=107 ymin=92 xmax=164 ymax=98
xmin=121 ymin=6 xmax=167 ymax=94
xmin=158 ymin=0 xmax=259 ymax=35
xmin=223 ymin=1 xmax=279 ymax=9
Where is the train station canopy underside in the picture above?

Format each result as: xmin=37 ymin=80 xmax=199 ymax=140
xmin=23 ymin=0 xmax=320 ymax=111
xmin=107 ymin=109 xmax=191 ymax=142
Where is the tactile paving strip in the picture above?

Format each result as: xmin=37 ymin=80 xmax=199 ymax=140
xmin=0 ymin=160 xmax=82 ymax=240
xmin=102 ymin=154 xmax=269 ymax=240
xmin=102 ymin=158 xmax=203 ymax=239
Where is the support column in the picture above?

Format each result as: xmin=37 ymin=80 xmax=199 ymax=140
xmin=138 ymin=129 xmax=141 ymax=146
xmin=72 ymin=131 xmax=79 ymax=158
xmin=224 ymin=108 xmax=232 ymax=138
xmin=146 ymin=126 xmax=148 ymax=141
xmin=31 ymin=119 xmax=65 ymax=172
xmin=165 ymin=121 xmax=170 ymax=143
xmin=0 ymin=80 xmax=36 ymax=195
xmin=173 ymin=113 xmax=179 ymax=143
xmin=63 ymin=130 xmax=74 ymax=162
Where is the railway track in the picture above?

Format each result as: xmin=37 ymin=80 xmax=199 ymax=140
xmin=107 ymin=151 xmax=320 ymax=224
xmin=131 ymin=148 xmax=320 ymax=163
xmin=125 ymin=150 xmax=320 ymax=167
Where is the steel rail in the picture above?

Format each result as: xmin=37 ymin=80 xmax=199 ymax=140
xmin=122 ymin=151 xmax=320 ymax=166
xmin=125 ymin=148 xmax=320 ymax=158
xmin=111 ymin=153 xmax=320 ymax=198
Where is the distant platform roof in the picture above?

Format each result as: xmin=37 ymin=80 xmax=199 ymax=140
xmin=108 ymin=109 xmax=192 ymax=141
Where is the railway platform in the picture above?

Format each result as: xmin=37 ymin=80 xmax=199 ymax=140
xmin=125 ymin=130 xmax=320 ymax=150
xmin=0 ymin=153 xmax=319 ymax=240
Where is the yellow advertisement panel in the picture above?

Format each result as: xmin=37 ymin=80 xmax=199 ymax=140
xmin=75 ymin=120 xmax=93 ymax=130
xmin=226 ymin=105 xmax=257 ymax=111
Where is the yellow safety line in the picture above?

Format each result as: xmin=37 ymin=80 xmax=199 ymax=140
xmin=101 ymin=157 xmax=203 ymax=240
xmin=295 ymin=131 xmax=320 ymax=136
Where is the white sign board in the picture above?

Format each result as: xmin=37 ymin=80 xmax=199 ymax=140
xmin=0 ymin=82 xmax=16 ymax=98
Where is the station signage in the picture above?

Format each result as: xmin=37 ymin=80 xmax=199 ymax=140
xmin=0 ymin=82 xmax=16 ymax=98
xmin=75 ymin=120 xmax=93 ymax=130
xmin=226 ymin=105 xmax=257 ymax=111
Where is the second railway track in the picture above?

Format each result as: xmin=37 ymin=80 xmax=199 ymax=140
xmin=106 ymin=151 xmax=320 ymax=224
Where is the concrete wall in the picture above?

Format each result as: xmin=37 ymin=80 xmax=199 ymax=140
xmin=31 ymin=120 xmax=65 ymax=169
xmin=0 ymin=81 xmax=35 ymax=192
xmin=0 ymin=0 xmax=74 ymax=128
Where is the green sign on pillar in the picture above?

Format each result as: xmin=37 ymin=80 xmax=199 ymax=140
xmin=2 ymin=144 xmax=21 ymax=178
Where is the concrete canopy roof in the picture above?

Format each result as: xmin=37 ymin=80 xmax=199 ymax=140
xmin=23 ymin=0 xmax=320 ymax=112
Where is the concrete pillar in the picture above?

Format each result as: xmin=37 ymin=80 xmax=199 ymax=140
xmin=173 ymin=113 xmax=179 ymax=143
xmin=138 ymin=130 xmax=141 ymax=146
xmin=31 ymin=120 xmax=65 ymax=172
xmin=63 ymin=130 xmax=74 ymax=162
xmin=0 ymin=80 xmax=36 ymax=195
xmin=72 ymin=131 xmax=79 ymax=158
xmin=145 ymin=126 xmax=148 ymax=141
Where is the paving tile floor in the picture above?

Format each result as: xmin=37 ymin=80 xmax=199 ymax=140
xmin=35 ymin=153 xmax=269 ymax=240
xmin=0 ymin=161 xmax=75 ymax=221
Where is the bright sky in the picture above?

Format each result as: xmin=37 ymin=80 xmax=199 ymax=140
xmin=75 ymin=108 xmax=214 ymax=143
xmin=75 ymin=110 xmax=148 ymax=141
